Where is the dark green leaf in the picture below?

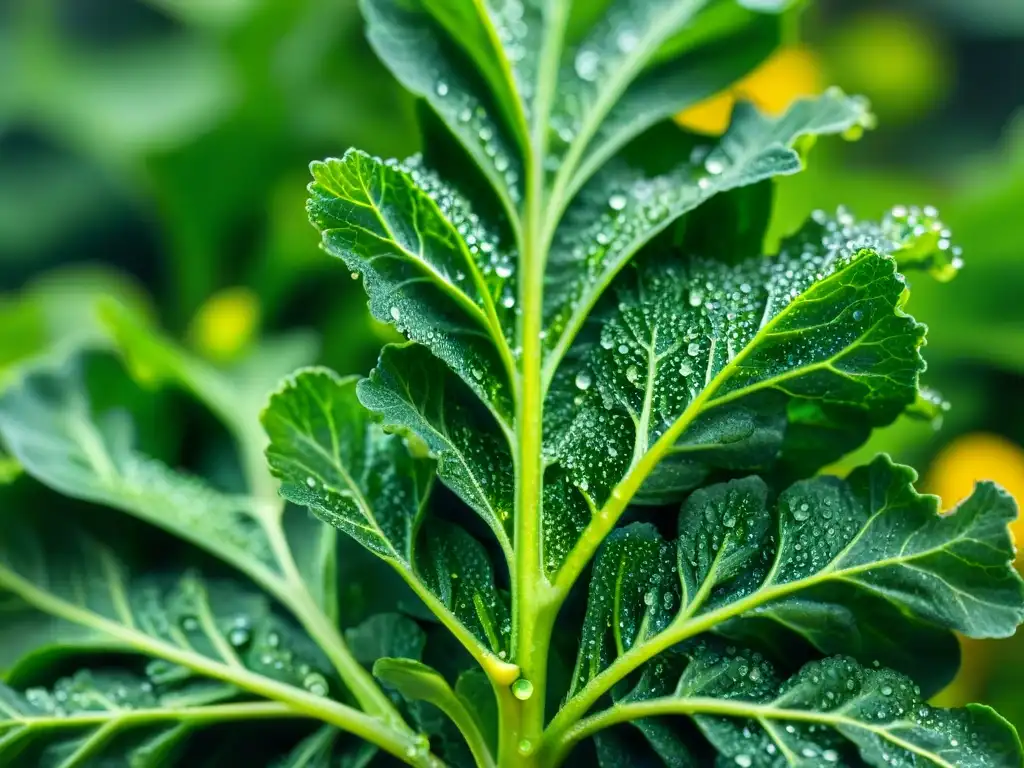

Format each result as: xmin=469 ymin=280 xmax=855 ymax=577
xmin=361 ymin=0 xmax=524 ymax=217
xmin=544 ymin=209 xmax=934 ymax=575
xmin=358 ymin=343 xmax=514 ymax=559
xmin=543 ymin=93 xmax=875 ymax=368
xmin=567 ymin=648 xmax=1023 ymax=768
xmin=566 ymin=457 xmax=1024 ymax=700
xmin=307 ymin=153 xmax=516 ymax=423
xmin=263 ymin=368 xmax=518 ymax=682
xmin=264 ymin=367 xmax=434 ymax=564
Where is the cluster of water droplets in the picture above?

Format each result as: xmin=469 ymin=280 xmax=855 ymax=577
xmin=775 ymin=481 xmax=862 ymax=582
xmin=420 ymin=526 xmax=513 ymax=659
xmin=424 ymin=70 xmax=524 ymax=204
xmin=394 ymin=155 xmax=517 ymax=316
xmin=570 ymin=525 xmax=680 ymax=695
xmin=21 ymin=671 xmax=159 ymax=717
xmin=486 ymin=0 xmax=543 ymax=116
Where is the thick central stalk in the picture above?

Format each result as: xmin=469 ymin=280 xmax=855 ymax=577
xmin=508 ymin=174 xmax=554 ymax=763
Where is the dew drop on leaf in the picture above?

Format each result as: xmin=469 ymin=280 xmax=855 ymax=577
xmin=511 ymin=678 xmax=534 ymax=700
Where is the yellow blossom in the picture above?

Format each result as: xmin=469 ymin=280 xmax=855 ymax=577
xmin=675 ymin=45 xmax=822 ymax=136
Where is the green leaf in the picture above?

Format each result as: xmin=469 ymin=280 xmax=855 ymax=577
xmin=360 ymin=0 xmax=524 ymax=218
xmin=374 ymin=658 xmax=495 ymax=768
xmin=543 ymin=92 xmax=875 ymax=369
xmin=0 ymin=356 xmax=277 ymax=580
xmin=454 ymin=669 xmax=499 ymax=755
xmin=558 ymin=457 xmax=1024 ymax=717
xmin=0 ymin=518 xmax=376 ymax=766
xmin=345 ymin=614 xmax=427 ymax=668
xmin=307 ymin=152 xmax=516 ymax=424
xmin=560 ymin=649 xmax=1022 ymax=768
xmin=358 ymin=343 xmax=514 ymax=560
xmin=565 ymin=17 xmax=782 ymax=203
xmin=264 ymin=367 xmax=434 ymax=564
xmin=416 ymin=0 xmax=543 ymax=145
xmin=544 ymin=209 xmax=931 ymax=577
xmin=418 ymin=522 xmax=512 ymax=661
xmin=263 ymin=368 xmax=518 ymax=683
xmin=0 ymin=670 xmax=261 ymax=768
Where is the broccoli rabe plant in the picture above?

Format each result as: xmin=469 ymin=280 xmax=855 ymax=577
xmin=1 ymin=1 xmax=1022 ymax=767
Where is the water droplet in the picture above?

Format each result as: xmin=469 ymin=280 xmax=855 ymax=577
xmin=305 ymin=476 xmax=316 ymax=488
xmin=705 ymin=157 xmax=725 ymax=175
xmin=435 ymin=81 xmax=448 ymax=97
xmin=616 ymin=30 xmax=639 ymax=53
xmin=303 ymin=672 xmax=329 ymax=696
xmin=574 ymin=371 xmax=592 ymax=391
xmin=793 ymin=502 xmax=810 ymax=522
xmin=625 ymin=365 xmax=639 ymax=384
xmin=574 ymin=50 xmax=600 ymax=81
xmin=735 ymin=756 xmax=752 ymax=767
xmin=608 ymin=193 xmax=628 ymax=211
xmin=518 ymin=738 xmax=534 ymax=755
xmin=511 ymin=678 xmax=534 ymax=701
xmin=687 ymin=342 xmax=700 ymax=357
xmin=852 ymin=309 xmax=864 ymax=321
xmin=389 ymin=306 xmax=401 ymax=321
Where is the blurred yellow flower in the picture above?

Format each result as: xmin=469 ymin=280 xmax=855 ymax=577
xmin=924 ymin=433 xmax=1024 ymax=707
xmin=189 ymin=286 xmax=260 ymax=363
xmin=675 ymin=45 xmax=822 ymax=136
xmin=925 ymin=433 xmax=1024 ymax=555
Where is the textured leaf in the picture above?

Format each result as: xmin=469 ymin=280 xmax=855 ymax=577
xmin=0 ymin=670 xmax=248 ymax=768
xmin=566 ymin=648 xmax=1023 ymax=768
xmin=418 ymin=0 xmax=545 ymax=138
xmin=358 ymin=343 xmax=514 ymax=558
xmin=566 ymin=17 xmax=781 ymax=202
xmin=543 ymin=92 xmax=874 ymax=367
xmin=374 ymin=658 xmax=494 ymax=768
xmin=418 ymin=522 xmax=512 ymax=661
xmin=264 ymin=367 xmax=434 ymax=564
xmin=548 ymin=0 xmax=710 ymax=169
xmin=361 ymin=0 xmax=524 ymax=215
xmin=566 ymin=457 xmax=1024 ymax=699
xmin=0 ymin=520 xmax=341 ymax=767
xmin=264 ymin=368 xmax=516 ymax=678
xmin=543 ymin=210 xmax=932 ymax=574
xmin=0 ymin=356 xmax=276 ymax=577
xmin=307 ymin=152 xmax=516 ymax=423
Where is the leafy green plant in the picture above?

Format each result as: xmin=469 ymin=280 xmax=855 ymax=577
xmin=1 ymin=1 xmax=1022 ymax=767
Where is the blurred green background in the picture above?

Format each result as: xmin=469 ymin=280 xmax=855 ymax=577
xmin=1 ymin=0 xmax=1022 ymax=732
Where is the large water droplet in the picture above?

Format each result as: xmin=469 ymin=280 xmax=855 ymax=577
xmin=574 ymin=50 xmax=600 ymax=81
xmin=511 ymin=678 xmax=534 ymax=701
xmin=574 ymin=371 xmax=592 ymax=391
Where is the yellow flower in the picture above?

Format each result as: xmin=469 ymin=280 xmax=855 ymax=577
xmin=924 ymin=433 xmax=1024 ymax=707
xmin=675 ymin=45 xmax=822 ymax=136
xmin=189 ymin=287 xmax=260 ymax=363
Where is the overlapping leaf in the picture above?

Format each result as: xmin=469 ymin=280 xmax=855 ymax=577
xmin=566 ymin=457 xmax=1024 ymax=700
xmin=307 ymin=153 xmax=516 ymax=424
xmin=566 ymin=647 xmax=1022 ymax=768
xmin=0 ymin=520 xmax=339 ymax=767
xmin=543 ymin=210 xmax=931 ymax=574
xmin=263 ymin=368 xmax=512 ymax=668
xmin=357 ymin=343 xmax=514 ymax=557
xmin=0 ymin=356 xmax=276 ymax=577
xmin=543 ymin=92 xmax=875 ymax=367
xmin=360 ymin=0 xmax=525 ymax=215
